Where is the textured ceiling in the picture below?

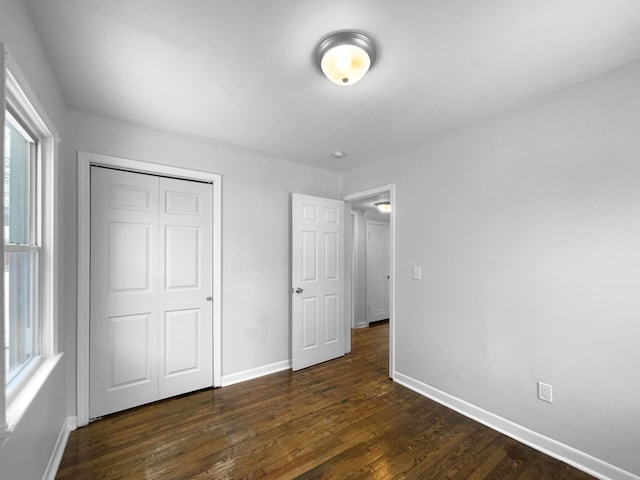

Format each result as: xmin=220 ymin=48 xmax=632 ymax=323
xmin=24 ymin=0 xmax=640 ymax=172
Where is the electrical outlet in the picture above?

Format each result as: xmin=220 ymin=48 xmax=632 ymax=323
xmin=538 ymin=382 xmax=553 ymax=403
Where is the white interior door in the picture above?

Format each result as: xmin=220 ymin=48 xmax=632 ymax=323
xmin=90 ymin=167 xmax=213 ymax=418
xmin=366 ymin=221 xmax=390 ymax=323
xmin=291 ymin=193 xmax=345 ymax=371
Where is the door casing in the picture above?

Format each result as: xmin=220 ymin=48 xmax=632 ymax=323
xmin=77 ymin=151 xmax=222 ymax=427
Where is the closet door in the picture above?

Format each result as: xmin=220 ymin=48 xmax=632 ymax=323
xmin=90 ymin=167 xmax=160 ymax=418
xmin=90 ymin=168 xmax=214 ymax=418
xmin=158 ymin=177 xmax=213 ymax=399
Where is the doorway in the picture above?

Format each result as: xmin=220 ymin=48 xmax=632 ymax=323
xmin=344 ymin=184 xmax=395 ymax=378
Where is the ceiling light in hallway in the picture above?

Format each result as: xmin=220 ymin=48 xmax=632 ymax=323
xmin=375 ymin=201 xmax=391 ymax=213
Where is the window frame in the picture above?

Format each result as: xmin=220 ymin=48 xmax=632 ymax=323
xmin=1 ymin=47 xmax=59 ymax=437
xmin=4 ymin=107 xmax=42 ymax=401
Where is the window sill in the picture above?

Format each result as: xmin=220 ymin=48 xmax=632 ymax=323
xmin=6 ymin=355 xmax=44 ymax=406
xmin=1 ymin=353 xmax=63 ymax=449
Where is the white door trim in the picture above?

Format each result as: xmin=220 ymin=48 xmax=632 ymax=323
xmin=349 ymin=211 xmax=359 ymax=330
xmin=343 ymin=184 xmax=396 ymax=380
xmin=77 ymin=151 xmax=222 ymax=427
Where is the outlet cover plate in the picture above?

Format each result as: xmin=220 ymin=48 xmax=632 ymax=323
xmin=538 ymin=381 xmax=553 ymax=403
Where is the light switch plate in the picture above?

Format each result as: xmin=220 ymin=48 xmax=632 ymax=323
xmin=412 ymin=265 xmax=422 ymax=280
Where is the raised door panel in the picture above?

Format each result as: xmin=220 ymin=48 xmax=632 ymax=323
xmin=302 ymin=203 xmax=318 ymax=224
xmin=324 ymin=294 xmax=339 ymax=344
xmin=165 ymin=225 xmax=200 ymax=290
xmin=109 ymin=183 xmax=152 ymax=212
xmin=109 ymin=222 xmax=152 ymax=293
xmin=165 ymin=190 xmax=200 ymax=216
xmin=302 ymin=297 xmax=318 ymax=350
xmin=164 ymin=309 xmax=201 ymax=376
xmin=302 ymin=231 xmax=318 ymax=283
xmin=109 ymin=313 xmax=153 ymax=389
xmin=324 ymin=232 xmax=339 ymax=281
xmin=324 ymin=206 xmax=339 ymax=225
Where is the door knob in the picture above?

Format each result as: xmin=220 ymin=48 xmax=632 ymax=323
xmin=206 ymin=296 xmax=213 ymax=301
xmin=295 ymin=287 xmax=304 ymax=294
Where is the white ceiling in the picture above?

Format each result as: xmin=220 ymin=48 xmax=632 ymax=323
xmin=24 ymin=0 xmax=640 ymax=172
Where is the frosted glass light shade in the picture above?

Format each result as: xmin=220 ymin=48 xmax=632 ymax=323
xmin=320 ymin=44 xmax=371 ymax=86
xmin=375 ymin=202 xmax=391 ymax=213
xmin=315 ymin=31 xmax=377 ymax=86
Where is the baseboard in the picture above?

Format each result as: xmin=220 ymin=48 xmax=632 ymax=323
xmin=221 ymin=360 xmax=291 ymax=387
xmin=42 ymin=416 xmax=76 ymax=480
xmin=394 ymin=372 xmax=639 ymax=480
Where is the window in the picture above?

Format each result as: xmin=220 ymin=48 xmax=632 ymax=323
xmin=1 ymin=58 xmax=58 ymax=432
xmin=4 ymin=110 xmax=40 ymax=389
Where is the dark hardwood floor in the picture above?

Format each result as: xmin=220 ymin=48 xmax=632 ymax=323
xmin=57 ymin=322 xmax=594 ymax=479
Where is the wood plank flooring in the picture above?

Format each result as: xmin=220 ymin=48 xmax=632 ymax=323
xmin=57 ymin=322 xmax=594 ymax=479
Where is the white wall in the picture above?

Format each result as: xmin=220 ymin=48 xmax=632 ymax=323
xmin=0 ymin=360 xmax=66 ymax=479
xmin=343 ymin=60 xmax=640 ymax=478
xmin=0 ymin=0 xmax=65 ymax=128
xmin=0 ymin=0 xmax=68 ymax=478
xmin=62 ymin=109 xmax=342 ymax=414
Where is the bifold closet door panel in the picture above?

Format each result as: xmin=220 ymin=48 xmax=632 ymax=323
xmin=90 ymin=167 xmax=160 ymax=418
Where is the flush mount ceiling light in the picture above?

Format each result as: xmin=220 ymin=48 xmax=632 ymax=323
xmin=375 ymin=201 xmax=391 ymax=213
xmin=315 ymin=31 xmax=377 ymax=86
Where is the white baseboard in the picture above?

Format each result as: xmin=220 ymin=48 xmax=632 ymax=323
xmin=394 ymin=372 xmax=639 ymax=480
xmin=221 ymin=360 xmax=291 ymax=387
xmin=43 ymin=416 xmax=76 ymax=480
